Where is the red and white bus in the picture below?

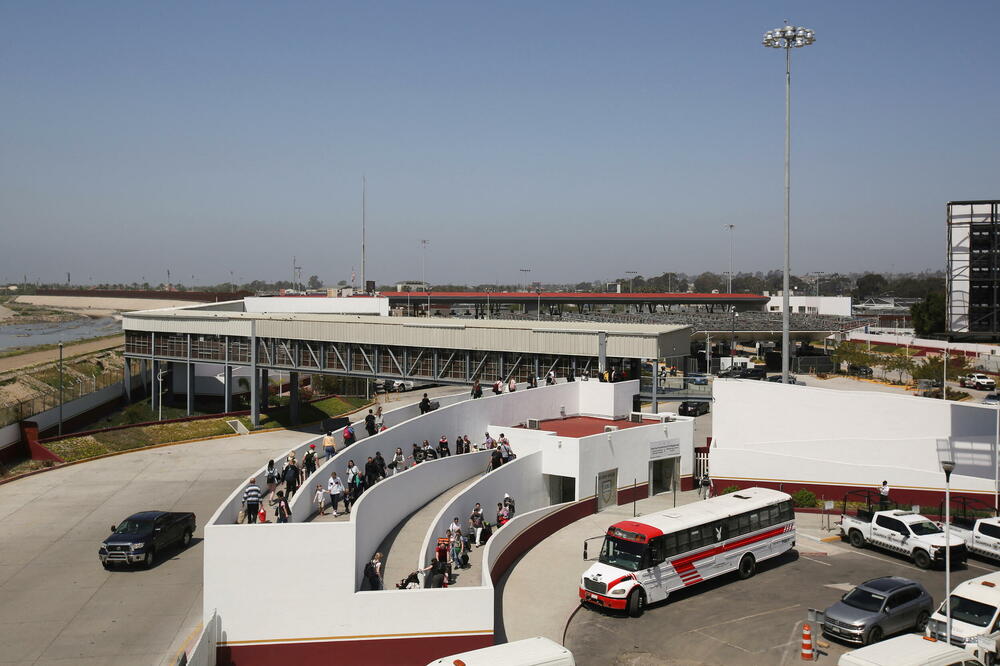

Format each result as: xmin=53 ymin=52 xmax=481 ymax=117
xmin=579 ymin=487 xmax=795 ymax=616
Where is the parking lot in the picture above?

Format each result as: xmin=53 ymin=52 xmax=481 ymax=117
xmin=565 ymin=514 xmax=1000 ymax=665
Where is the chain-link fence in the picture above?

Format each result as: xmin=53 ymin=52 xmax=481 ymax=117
xmin=0 ymin=368 xmax=127 ymax=427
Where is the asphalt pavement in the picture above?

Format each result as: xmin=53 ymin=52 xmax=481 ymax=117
xmin=564 ymin=511 xmax=1000 ymax=666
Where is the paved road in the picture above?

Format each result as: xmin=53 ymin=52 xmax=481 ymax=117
xmin=0 ymin=336 xmax=124 ymax=373
xmin=0 ymin=427 xmax=313 ymax=666
xmin=0 ymin=385 xmax=465 ymax=665
xmin=564 ymin=512 xmax=1000 ymax=665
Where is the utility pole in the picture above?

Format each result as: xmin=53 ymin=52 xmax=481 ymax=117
xmin=421 ymin=239 xmax=430 ymax=316
xmin=724 ymin=224 xmax=735 ymax=293
xmin=58 ymin=342 xmax=64 ymax=435
xmin=362 ymin=176 xmax=367 ymax=291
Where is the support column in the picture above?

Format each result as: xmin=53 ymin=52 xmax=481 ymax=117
xmin=186 ymin=363 xmax=195 ymax=416
xmin=260 ymin=369 xmax=269 ymax=411
xmin=289 ymin=372 xmax=300 ymax=426
xmin=139 ymin=359 xmax=147 ymax=398
xmin=151 ymin=359 xmax=160 ymax=413
xmin=598 ymin=331 xmax=608 ymax=373
xmin=124 ymin=357 xmax=133 ymax=403
xmin=224 ymin=365 xmax=233 ymax=413
xmin=250 ymin=321 xmax=259 ymax=427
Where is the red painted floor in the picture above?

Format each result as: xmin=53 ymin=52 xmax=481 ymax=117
xmin=515 ymin=416 xmax=656 ymax=438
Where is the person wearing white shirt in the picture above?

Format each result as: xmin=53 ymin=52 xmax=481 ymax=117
xmin=328 ymin=472 xmax=346 ymax=516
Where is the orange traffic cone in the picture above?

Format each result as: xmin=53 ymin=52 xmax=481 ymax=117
xmin=801 ymin=623 xmax=814 ymax=661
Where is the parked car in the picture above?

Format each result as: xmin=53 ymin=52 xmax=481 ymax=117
xmin=99 ymin=511 xmax=196 ymax=569
xmin=983 ymin=394 xmax=1000 ymax=406
xmin=678 ymin=401 xmax=710 ymax=417
xmin=686 ymin=373 xmax=709 ymax=385
xmin=383 ymin=379 xmax=415 ymax=392
xmin=841 ymin=507 xmax=966 ymax=569
xmin=766 ymin=374 xmax=801 ymax=384
xmin=848 ymin=365 xmax=874 ymax=377
xmin=737 ymin=367 xmax=767 ymax=380
xmin=822 ymin=576 xmax=934 ymax=645
xmin=961 ymin=374 xmax=997 ymax=391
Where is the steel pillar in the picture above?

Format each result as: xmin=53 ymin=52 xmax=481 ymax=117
xmin=289 ymin=372 xmax=300 ymax=426
xmin=224 ymin=365 xmax=233 ymax=413
xmin=185 ymin=363 xmax=195 ymax=416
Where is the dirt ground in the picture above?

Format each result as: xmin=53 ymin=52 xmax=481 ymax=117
xmin=0 ymin=335 xmax=124 ymax=374
xmin=13 ymin=295 xmax=203 ymax=318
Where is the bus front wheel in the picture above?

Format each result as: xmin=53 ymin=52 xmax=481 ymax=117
xmin=627 ymin=589 xmax=646 ymax=618
xmin=737 ymin=553 xmax=756 ymax=580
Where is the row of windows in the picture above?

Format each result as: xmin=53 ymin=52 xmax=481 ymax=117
xmin=649 ymin=500 xmax=794 ymax=564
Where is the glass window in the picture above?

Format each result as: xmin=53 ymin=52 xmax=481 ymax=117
xmin=843 ymin=588 xmax=887 ymax=613
xmin=875 ymin=515 xmax=897 ymax=530
xmin=662 ymin=533 xmax=677 ymax=557
xmin=726 ymin=516 xmax=739 ymax=538
xmin=768 ymin=505 xmax=781 ymax=526
xmin=779 ymin=501 xmax=794 ymax=522
xmin=749 ymin=511 xmax=761 ymax=532
xmin=649 ymin=537 xmax=666 ymax=566
xmin=980 ymin=523 xmax=1000 ymax=540
xmin=943 ymin=595 xmax=998 ymax=628
xmin=909 ymin=520 xmax=942 ymax=536
xmin=707 ymin=521 xmax=725 ymax=543
xmin=675 ymin=530 xmax=690 ymax=554
xmin=688 ymin=527 xmax=704 ymax=550
xmin=738 ymin=514 xmax=751 ymax=535
xmin=598 ymin=536 xmax=648 ymax=572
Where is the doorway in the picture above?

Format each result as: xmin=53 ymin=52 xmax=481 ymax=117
xmin=545 ymin=474 xmax=576 ymax=504
xmin=649 ymin=458 xmax=676 ymax=495
xmin=595 ymin=468 xmax=618 ymax=512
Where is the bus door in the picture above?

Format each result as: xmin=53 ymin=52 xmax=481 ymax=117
xmin=641 ymin=536 xmax=668 ymax=602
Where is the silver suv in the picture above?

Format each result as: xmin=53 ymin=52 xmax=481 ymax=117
xmin=822 ymin=576 xmax=934 ymax=645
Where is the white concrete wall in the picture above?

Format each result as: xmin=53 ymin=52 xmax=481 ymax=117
xmin=481 ymin=502 xmax=570 ymax=581
xmin=766 ymin=295 xmax=852 ymax=317
xmin=419 ymin=452 xmax=548 ymax=572
xmin=576 ymin=418 xmax=693 ymax=500
xmin=244 ymin=296 xmax=390 ymax=316
xmin=171 ymin=363 xmax=252 ymax=396
xmin=31 ymin=380 xmax=127 ymax=432
xmin=710 ymin=380 xmax=997 ymax=495
xmin=352 ymin=451 xmax=492 ymax=589
xmin=578 ymin=379 xmax=638 ymax=419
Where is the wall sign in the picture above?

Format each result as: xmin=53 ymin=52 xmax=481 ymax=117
xmin=650 ymin=438 xmax=681 ymax=460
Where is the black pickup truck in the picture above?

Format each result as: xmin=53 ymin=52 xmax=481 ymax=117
xmin=99 ymin=511 xmax=196 ymax=569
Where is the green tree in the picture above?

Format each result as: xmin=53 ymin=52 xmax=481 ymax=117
xmin=854 ymin=273 xmax=888 ymax=299
xmin=307 ymin=275 xmax=323 ymax=290
xmin=911 ymin=292 xmax=945 ymax=337
xmin=693 ymin=272 xmax=724 ymax=293
xmin=883 ymin=349 xmax=915 ymax=384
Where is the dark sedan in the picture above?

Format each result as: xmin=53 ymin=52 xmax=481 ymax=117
xmin=821 ymin=576 xmax=933 ymax=645
xmin=678 ymin=401 xmax=710 ymax=417
xmin=99 ymin=511 xmax=196 ymax=569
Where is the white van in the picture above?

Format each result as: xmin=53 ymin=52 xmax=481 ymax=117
xmin=425 ymin=637 xmax=574 ymax=666
xmin=837 ymin=634 xmax=982 ymax=665
xmin=927 ymin=572 xmax=1000 ymax=662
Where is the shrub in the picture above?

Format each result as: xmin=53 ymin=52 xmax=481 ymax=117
xmin=720 ymin=485 xmax=741 ymax=495
xmin=792 ymin=488 xmax=818 ymax=508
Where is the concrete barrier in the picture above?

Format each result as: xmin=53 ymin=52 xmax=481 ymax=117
xmin=419 ymin=452 xmax=549 ymax=573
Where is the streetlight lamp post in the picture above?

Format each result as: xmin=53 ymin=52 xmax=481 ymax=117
xmin=519 ymin=269 xmax=531 ymax=315
xmin=536 ymin=288 xmax=542 ymax=321
xmin=731 ymin=308 xmax=739 ymax=371
xmin=626 ymin=271 xmax=638 ymax=294
xmin=724 ymin=225 xmax=735 ymax=293
xmin=421 ymin=239 xmax=430 ymax=317
xmin=763 ymin=22 xmax=815 ymax=385
xmin=157 ymin=366 xmax=167 ymax=422
xmin=941 ymin=458 xmax=956 ymax=645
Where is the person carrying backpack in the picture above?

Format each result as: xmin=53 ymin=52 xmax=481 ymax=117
xmin=364 ymin=409 xmax=377 ymax=437
xmin=265 ymin=460 xmax=278 ymax=494
xmin=283 ymin=460 xmax=300 ymax=499
xmin=270 ymin=491 xmax=291 ymax=523
xmin=302 ymin=445 xmax=318 ymax=478
xmin=343 ymin=424 xmax=356 ymax=447
xmin=471 ymin=380 xmax=482 ymax=399
xmin=437 ymin=436 xmax=451 ymax=458
xmin=503 ymin=493 xmax=516 ymax=520
xmin=419 ymin=393 xmax=431 ymax=415
xmin=364 ymin=552 xmax=383 ymax=590
xmin=492 ymin=380 xmax=502 ymax=395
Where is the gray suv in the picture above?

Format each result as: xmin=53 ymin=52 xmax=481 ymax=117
xmin=822 ymin=576 xmax=934 ymax=645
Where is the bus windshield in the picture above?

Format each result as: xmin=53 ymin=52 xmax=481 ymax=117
xmin=599 ymin=536 xmax=647 ymax=571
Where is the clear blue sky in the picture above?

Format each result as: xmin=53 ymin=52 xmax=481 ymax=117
xmin=2 ymin=1 xmax=998 ymax=287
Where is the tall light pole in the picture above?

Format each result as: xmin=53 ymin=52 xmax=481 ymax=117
xmin=58 ymin=342 xmax=64 ymax=436
xmin=361 ymin=176 xmax=367 ymax=291
xmin=941 ymin=458 xmax=956 ymax=645
xmin=763 ymin=22 xmax=815 ymax=385
xmin=421 ymin=239 xmax=430 ymax=317
xmin=536 ymin=288 xmax=542 ymax=321
xmin=157 ymin=366 xmax=167 ymax=422
xmin=724 ymin=225 xmax=735 ymax=293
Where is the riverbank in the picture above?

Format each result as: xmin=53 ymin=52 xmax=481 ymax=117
xmin=0 ymin=334 xmax=123 ymax=371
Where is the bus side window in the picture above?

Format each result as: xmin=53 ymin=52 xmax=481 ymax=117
xmin=709 ymin=520 xmax=725 ymax=543
xmin=649 ymin=537 xmax=666 ymax=566
xmin=675 ymin=530 xmax=690 ymax=554
xmin=780 ymin=501 xmax=794 ymax=522
xmin=662 ymin=533 xmax=677 ymax=558
xmin=767 ymin=505 xmax=781 ymax=526
xmin=726 ymin=516 xmax=739 ymax=539
xmin=749 ymin=511 xmax=761 ymax=532
xmin=738 ymin=513 xmax=751 ymax=535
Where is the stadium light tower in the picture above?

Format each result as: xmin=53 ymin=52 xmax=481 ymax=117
xmin=762 ymin=21 xmax=815 ymax=384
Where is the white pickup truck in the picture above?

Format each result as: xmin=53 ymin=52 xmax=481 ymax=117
xmin=841 ymin=508 xmax=967 ymax=569
xmin=947 ymin=516 xmax=1000 ymax=563
xmin=961 ymin=373 xmax=997 ymax=391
